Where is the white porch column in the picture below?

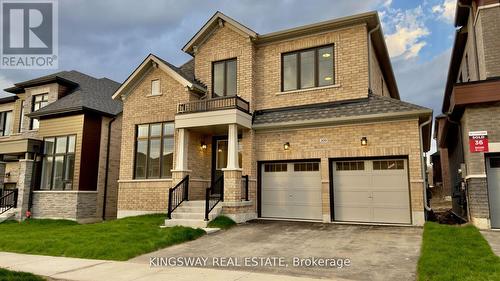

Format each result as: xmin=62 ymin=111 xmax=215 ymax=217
xmin=174 ymin=128 xmax=189 ymax=171
xmin=226 ymin=124 xmax=240 ymax=170
xmin=172 ymin=128 xmax=190 ymax=187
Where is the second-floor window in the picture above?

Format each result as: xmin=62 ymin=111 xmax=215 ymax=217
xmin=0 ymin=111 xmax=13 ymax=136
xmin=40 ymin=135 xmax=76 ymax=190
xmin=19 ymin=100 xmax=25 ymax=132
xmin=282 ymin=45 xmax=334 ymax=92
xmin=134 ymin=122 xmax=174 ymax=179
xmin=31 ymin=93 xmax=49 ymax=130
xmin=212 ymin=59 xmax=237 ymax=97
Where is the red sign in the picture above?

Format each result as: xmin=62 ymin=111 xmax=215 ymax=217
xmin=469 ymin=131 xmax=489 ymax=153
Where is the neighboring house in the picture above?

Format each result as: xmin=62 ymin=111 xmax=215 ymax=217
xmin=0 ymin=71 xmax=122 ymax=222
xmin=435 ymin=0 xmax=500 ymax=229
xmin=113 ymin=11 xmax=432 ymax=227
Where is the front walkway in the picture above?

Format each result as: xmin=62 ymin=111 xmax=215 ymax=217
xmin=0 ymin=252 xmax=330 ymax=281
xmin=481 ymin=230 xmax=500 ymax=256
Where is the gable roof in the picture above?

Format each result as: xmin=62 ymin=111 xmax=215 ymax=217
xmin=5 ymin=71 xmax=78 ymax=94
xmin=27 ymin=70 xmax=122 ymax=118
xmin=182 ymin=11 xmax=399 ymax=99
xmin=112 ymin=54 xmax=206 ymax=100
xmin=182 ymin=11 xmax=257 ymax=54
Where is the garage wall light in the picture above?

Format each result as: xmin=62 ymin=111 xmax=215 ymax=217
xmin=283 ymin=142 xmax=290 ymax=150
xmin=361 ymin=137 xmax=368 ymax=146
xmin=200 ymin=141 xmax=207 ymax=150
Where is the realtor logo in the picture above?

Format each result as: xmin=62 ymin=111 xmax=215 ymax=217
xmin=0 ymin=0 xmax=58 ymax=69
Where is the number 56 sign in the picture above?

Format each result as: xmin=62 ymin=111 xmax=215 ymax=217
xmin=469 ymin=131 xmax=489 ymax=153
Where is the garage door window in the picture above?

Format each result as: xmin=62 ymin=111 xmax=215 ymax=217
xmin=373 ymin=160 xmax=404 ymax=170
xmin=490 ymin=158 xmax=500 ymax=168
xmin=336 ymin=161 xmax=364 ymax=171
xmin=294 ymin=162 xmax=319 ymax=172
xmin=264 ymin=163 xmax=287 ymax=172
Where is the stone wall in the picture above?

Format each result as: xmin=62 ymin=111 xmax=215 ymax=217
xmin=31 ymin=191 xmax=98 ymax=222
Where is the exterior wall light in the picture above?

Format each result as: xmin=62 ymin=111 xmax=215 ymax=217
xmin=200 ymin=142 xmax=207 ymax=150
xmin=361 ymin=137 xmax=368 ymax=146
xmin=284 ymin=142 xmax=290 ymax=150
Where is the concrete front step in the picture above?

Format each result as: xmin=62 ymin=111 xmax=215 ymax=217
xmin=163 ymin=218 xmax=209 ymax=228
xmin=0 ymin=210 xmax=16 ymax=223
xmin=164 ymin=200 xmax=222 ymax=228
xmin=171 ymin=211 xmax=220 ymax=220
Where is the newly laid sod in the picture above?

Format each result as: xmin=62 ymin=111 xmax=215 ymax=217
xmin=418 ymin=222 xmax=500 ymax=281
xmin=0 ymin=268 xmax=45 ymax=281
xmin=0 ymin=215 xmax=205 ymax=261
xmin=207 ymin=215 xmax=236 ymax=229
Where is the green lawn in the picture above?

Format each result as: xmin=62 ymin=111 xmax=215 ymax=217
xmin=0 ymin=268 xmax=45 ymax=281
xmin=0 ymin=215 xmax=205 ymax=261
xmin=418 ymin=222 xmax=500 ymax=281
xmin=207 ymin=215 xmax=236 ymax=229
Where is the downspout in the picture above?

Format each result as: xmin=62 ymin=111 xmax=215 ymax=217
xmin=102 ymin=117 xmax=116 ymax=220
xmin=367 ymin=24 xmax=380 ymax=93
xmin=458 ymin=1 xmax=480 ymax=79
xmin=420 ymin=117 xmax=432 ymax=212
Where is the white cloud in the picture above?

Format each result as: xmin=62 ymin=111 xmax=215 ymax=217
xmin=0 ymin=75 xmax=14 ymax=98
xmin=382 ymin=5 xmax=430 ymax=59
xmin=432 ymin=0 xmax=456 ymax=23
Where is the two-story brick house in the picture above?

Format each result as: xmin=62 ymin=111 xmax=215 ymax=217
xmin=0 ymin=71 xmax=122 ymax=222
xmin=113 ymin=11 xmax=432 ymax=227
xmin=435 ymin=0 xmax=500 ymax=229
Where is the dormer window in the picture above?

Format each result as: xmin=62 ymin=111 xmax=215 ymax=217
xmin=151 ymin=79 xmax=161 ymax=96
xmin=31 ymin=93 xmax=49 ymax=130
xmin=212 ymin=58 xmax=237 ymax=97
xmin=282 ymin=45 xmax=334 ymax=92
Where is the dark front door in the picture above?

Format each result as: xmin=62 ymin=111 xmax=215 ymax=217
xmin=211 ymin=136 xmax=228 ymax=184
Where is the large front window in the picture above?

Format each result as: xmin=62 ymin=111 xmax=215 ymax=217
xmin=282 ymin=45 xmax=334 ymax=91
xmin=40 ymin=135 xmax=76 ymax=190
xmin=212 ymin=59 xmax=237 ymax=97
xmin=31 ymin=93 xmax=49 ymax=129
xmin=134 ymin=122 xmax=174 ymax=179
xmin=0 ymin=111 xmax=13 ymax=136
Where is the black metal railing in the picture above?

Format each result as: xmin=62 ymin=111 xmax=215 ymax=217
xmin=241 ymin=175 xmax=249 ymax=201
xmin=167 ymin=175 xmax=189 ymax=219
xmin=177 ymin=96 xmax=250 ymax=114
xmin=205 ymin=175 xmax=224 ymax=221
xmin=0 ymin=189 xmax=18 ymax=215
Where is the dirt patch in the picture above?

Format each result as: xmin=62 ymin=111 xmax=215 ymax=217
xmin=427 ymin=209 xmax=465 ymax=225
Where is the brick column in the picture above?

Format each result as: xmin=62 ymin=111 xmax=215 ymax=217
xmin=223 ymin=169 xmax=242 ymax=202
xmin=16 ymin=159 xmax=34 ymax=220
xmin=0 ymin=161 xmax=5 ymax=192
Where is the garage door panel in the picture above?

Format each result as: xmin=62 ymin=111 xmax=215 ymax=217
xmin=334 ymin=191 xmax=372 ymax=205
xmin=373 ymin=207 xmax=411 ymax=224
xmin=334 ymin=206 xmax=371 ymax=222
xmin=261 ymin=161 xmax=322 ymax=221
xmin=332 ymin=159 xmax=411 ymax=224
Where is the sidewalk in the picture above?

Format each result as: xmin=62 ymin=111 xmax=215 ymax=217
xmin=0 ymin=252 xmax=346 ymax=281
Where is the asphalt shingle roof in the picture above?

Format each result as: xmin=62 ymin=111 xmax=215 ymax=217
xmin=253 ymin=94 xmax=431 ymax=125
xmin=154 ymin=56 xmax=206 ymax=89
xmin=28 ymin=70 xmax=122 ymax=117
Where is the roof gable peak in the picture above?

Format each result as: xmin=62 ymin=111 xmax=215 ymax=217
xmin=182 ymin=11 xmax=257 ymax=55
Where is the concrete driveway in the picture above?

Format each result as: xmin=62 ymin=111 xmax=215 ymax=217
xmin=131 ymin=220 xmax=423 ymax=281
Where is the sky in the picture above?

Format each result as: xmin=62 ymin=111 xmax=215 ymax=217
xmin=0 ymin=0 xmax=458 ymax=153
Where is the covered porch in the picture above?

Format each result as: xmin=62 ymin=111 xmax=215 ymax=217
xmin=166 ymin=96 xmax=256 ymax=224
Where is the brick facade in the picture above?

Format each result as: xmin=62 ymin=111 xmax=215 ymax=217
xmin=116 ymin=13 xmax=427 ymax=225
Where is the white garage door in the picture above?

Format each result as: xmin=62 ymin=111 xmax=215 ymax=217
xmin=487 ymin=156 xmax=500 ymax=229
xmin=332 ymin=159 xmax=411 ymax=224
xmin=261 ymin=162 xmax=322 ymax=220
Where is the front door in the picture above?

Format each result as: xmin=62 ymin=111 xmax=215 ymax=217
xmin=487 ymin=156 xmax=500 ymax=228
xmin=211 ymin=136 xmax=242 ymax=185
